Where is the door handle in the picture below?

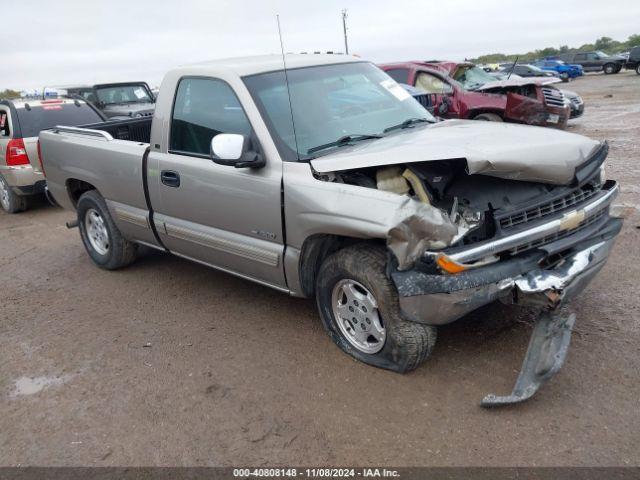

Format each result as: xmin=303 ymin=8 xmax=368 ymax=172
xmin=161 ymin=170 xmax=180 ymax=187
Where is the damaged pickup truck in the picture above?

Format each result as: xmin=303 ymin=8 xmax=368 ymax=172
xmin=381 ymin=61 xmax=570 ymax=129
xmin=39 ymin=55 xmax=621 ymax=405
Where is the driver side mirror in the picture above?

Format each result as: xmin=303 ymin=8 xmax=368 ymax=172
xmin=210 ymin=133 xmax=265 ymax=169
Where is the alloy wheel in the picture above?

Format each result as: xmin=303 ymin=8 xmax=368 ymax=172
xmin=331 ymin=279 xmax=386 ymax=354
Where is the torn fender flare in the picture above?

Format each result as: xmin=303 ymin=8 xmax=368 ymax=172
xmin=386 ymin=200 xmax=459 ymax=271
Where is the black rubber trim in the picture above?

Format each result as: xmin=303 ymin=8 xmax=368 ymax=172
xmin=141 ymin=146 xmax=168 ymax=251
xmin=392 ymin=217 xmax=622 ymax=297
xmin=15 ymin=180 xmax=46 ymax=195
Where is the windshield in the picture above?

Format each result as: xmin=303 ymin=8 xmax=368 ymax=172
xmin=595 ymin=51 xmax=609 ymax=58
xmin=243 ymin=62 xmax=434 ymax=161
xmin=452 ymin=65 xmax=496 ymax=90
xmin=95 ymin=84 xmax=152 ymax=105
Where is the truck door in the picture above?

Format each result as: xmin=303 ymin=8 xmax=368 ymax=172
xmin=148 ymin=76 xmax=287 ymax=290
xmin=574 ymin=53 xmax=590 ymax=71
xmin=414 ymin=71 xmax=457 ymax=118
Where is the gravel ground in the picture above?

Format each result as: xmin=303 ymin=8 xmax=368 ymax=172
xmin=1 ymin=71 xmax=639 ymax=467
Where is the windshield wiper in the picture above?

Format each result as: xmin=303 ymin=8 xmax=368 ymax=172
xmin=383 ymin=117 xmax=430 ymax=133
xmin=307 ymin=133 xmax=383 ymax=155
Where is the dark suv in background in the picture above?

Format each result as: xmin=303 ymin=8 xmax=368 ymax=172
xmin=556 ymin=51 xmax=626 ymax=74
xmin=625 ymin=46 xmax=640 ymax=74
xmin=63 ymin=82 xmax=155 ymax=119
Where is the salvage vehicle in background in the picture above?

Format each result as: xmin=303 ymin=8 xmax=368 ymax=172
xmin=532 ymin=59 xmax=583 ymax=80
xmin=488 ymin=71 xmax=585 ymax=120
xmin=624 ymin=46 xmax=640 ymax=74
xmin=0 ymin=98 xmax=104 ymax=213
xmin=555 ymin=51 xmax=626 ymax=74
xmin=563 ymin=90 xmax=585 ymax=119
xmin=499 ymin=63 xmax=561 ymax=80
xmin=40 ymin=54 xmax=621 ymax=405
xmin=381 ymin=61 xmax=570 ymax=128
xmin=63 ymin=82 xmax=155 ymax=119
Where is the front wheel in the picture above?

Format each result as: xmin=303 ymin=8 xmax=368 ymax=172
xmin=636 ymin=65 xmax=640 ymax=75
xmin=560 ymin=72 xmax=569 ymax=82
xmin=603 ymin=63 xmax=616 ymax=74
xmin=77 ymin=190 xmax=137 ymax=270
xmin=315 ymin=245 xmax=437 ymax=373
xmin=0 ymin=175 xmax=27 ymax=214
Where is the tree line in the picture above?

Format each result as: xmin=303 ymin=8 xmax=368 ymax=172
xmin=469 ymin=34 xmax=640 ymax=64
xmin=0 ymin=89 xmax=21 ymax=99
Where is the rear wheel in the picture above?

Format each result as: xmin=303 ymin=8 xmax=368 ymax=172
xmin=315 ymin=245 xmax=437 ymax=373
xmin=474 ymin=112 xmax=503 ymax=122
xmin=603 ymin=63 xmax=616 ymax=74
xmin=0 ymin=175 xmax=27 ymax=214
xmin=77 ymin=190 xmax=137 ymax=269
xmin=560 ymin=72 xmax=569 ymax=82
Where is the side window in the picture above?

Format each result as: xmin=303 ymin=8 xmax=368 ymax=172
xmin=0 ymin=110 xmax=10 ymax=137
xmin=415 ymin=72 xmax=452 ymax=94
xmin=587 ymin=53 xmax=598 ymax=60
xmin=170 ymin=77 xmax=251 ymax=156
xmin=384 ymin=68 xmax=410 ymax=84
xmin=575 ymin=54 xmax=587 ymax=61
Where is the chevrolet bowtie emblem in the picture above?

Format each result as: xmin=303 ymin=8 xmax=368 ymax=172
xmin=559 ymin=209 xmax=586 ymax=231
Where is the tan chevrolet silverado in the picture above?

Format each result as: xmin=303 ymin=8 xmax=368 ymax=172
xmin=39 ymin=55 xmax=622 ymax=406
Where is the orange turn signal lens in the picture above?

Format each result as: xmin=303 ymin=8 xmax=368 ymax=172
xmin=436 ymin=253 xmax=468 ymax=274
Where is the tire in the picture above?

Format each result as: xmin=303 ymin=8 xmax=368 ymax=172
xmin=474 ymin=112 xmax=503 ymax=122
xmin=77 ymin=190 xmax=137 ymax=270
xmin=603 ymin=63 xmax=616 ymax=75
xmin=315 ymin=244 xmax=437 ymax=373
xmin=560 ymin=72 xmax=569 ymax=82
xmin=0 ymin=174 xmax=27 ymax=214
xmin=636 ymin=65 xmax=640 ymax=75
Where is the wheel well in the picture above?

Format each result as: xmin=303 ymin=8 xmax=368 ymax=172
xmin=298 ymin=234 xmax=385 ymax=298
xmin=469 ymin=109 xmax=503 ymax=120
xmin=66 ymin=179 xmax=97 ymax=207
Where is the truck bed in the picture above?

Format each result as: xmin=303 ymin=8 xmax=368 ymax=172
xmin=80 ymin=117 xmax=152 ymax=143
xmin=39 ymin=118 xmax=152 ymax=216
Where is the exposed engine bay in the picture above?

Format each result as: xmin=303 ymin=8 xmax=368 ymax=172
xmin=315 ymin=155 xmax=605 ymax=270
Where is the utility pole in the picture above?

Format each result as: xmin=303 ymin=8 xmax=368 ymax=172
xmin=342 ymin=9 xmax=349 ymax=55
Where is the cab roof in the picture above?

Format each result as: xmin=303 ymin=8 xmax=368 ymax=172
xmin=178 ymin=53 xmax=363 ymax=77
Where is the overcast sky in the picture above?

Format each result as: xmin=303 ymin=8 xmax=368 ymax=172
xmin=3 ymin=0 xmax=639 ymax=90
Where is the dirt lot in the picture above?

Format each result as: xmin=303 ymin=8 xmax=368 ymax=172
xmin=1 ymin=71 xmax=639 ymax=467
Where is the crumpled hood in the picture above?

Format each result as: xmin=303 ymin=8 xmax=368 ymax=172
xmin=475 ymin=76 xmax=560 ymax=90
xmin=310 ymin=120 xmax=601 ymax=185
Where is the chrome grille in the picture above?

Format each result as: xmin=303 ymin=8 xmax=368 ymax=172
xmin=542 ymin=87 xmax=566 ymax=107
xmin=510 ymin=209 xmax=607 ymax=255
xmin=499 ymin=183 xmax=601 ymax=229
xmin=570 ymin=96 xmax=583 ymax=106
